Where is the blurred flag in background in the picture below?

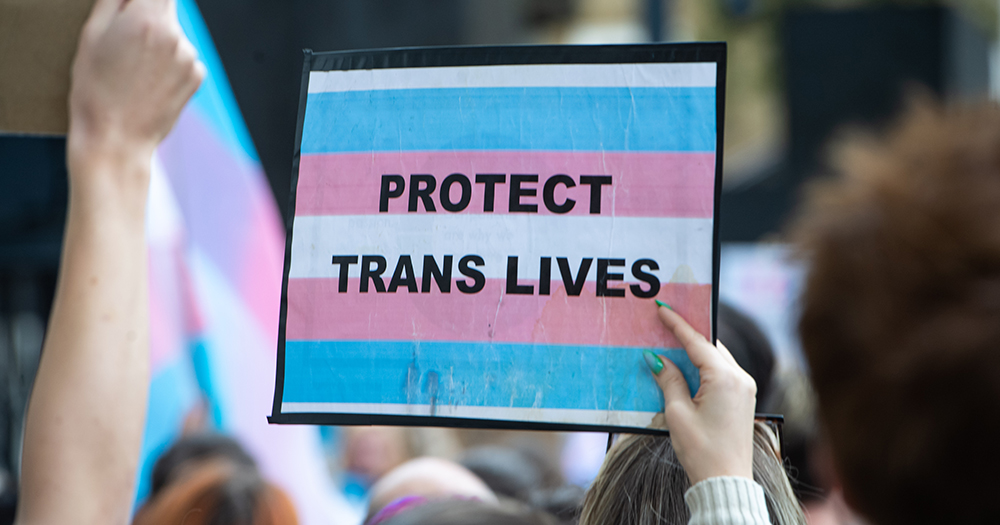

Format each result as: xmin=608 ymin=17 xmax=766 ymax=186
xmin=140 ymin=1 xmax=359 ymax=523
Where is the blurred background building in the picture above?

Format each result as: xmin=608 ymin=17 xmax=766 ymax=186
xmin=0 ymin=0 xmax=996 ymax=523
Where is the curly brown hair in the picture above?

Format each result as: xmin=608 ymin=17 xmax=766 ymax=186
xmin=793 ymin=100 xmax=1000 ymax=525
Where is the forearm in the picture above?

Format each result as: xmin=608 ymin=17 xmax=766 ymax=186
xmin=14 ymin=0 xmax=202 ymax=520
xmin=17 ymin=151 xmax=151 ymax=525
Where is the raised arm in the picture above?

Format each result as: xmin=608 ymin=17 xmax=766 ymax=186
xmin=16 ymin=1 xmax=203 ymax=523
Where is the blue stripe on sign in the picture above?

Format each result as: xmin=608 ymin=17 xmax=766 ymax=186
xmin=300 ymin=87 xmax=716 ymax=154
xmin=281 ymin=340 xmax=700 ymax=413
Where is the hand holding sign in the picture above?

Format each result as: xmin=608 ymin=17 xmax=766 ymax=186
xmin=647 ymin=304 xmax=757 ymax=485
xmin=69 ymin=0 xmax=204 ymax=166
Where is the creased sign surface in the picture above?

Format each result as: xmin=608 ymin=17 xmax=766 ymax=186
xmin=272 ymin=45 xmax=724 ymax=432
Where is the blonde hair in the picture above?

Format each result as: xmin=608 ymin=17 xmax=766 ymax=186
xmin=579 ymin=422 xmax=805 ymax=525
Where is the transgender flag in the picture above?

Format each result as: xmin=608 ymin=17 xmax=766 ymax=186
xmin=139 ymin=2 xmax=359 ymax=524
xmin=273 ymin=49 xmax=722 ymax=431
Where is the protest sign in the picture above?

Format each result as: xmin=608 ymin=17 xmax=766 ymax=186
xmin=0 ymin=0 xmax=96 ymax=134
xmin=270 ymin=44 xmax=726 ymax=432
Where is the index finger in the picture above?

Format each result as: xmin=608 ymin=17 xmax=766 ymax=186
xmin=715 ymin=340 xmax=741 ymax=369
xmin=657 ymin=305 xmax=721 ymax=369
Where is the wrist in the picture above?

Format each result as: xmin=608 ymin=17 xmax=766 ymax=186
xmin=688 ymin=468 xmax=754 ymax=486
xmin=67 ymin=122 xmax=157 ymax=170
xmin=66 ymin=137 xmax=153 ymax=221
xmin=684 ymin=452 xmax=754 ymax=485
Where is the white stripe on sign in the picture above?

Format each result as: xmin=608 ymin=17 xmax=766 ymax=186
xmin=307 ymin=62 xmax=717 ymax=93
xmin=280 ymin=402 xmax=659 ymax=428
xmin=288 ymin=214 xmax=713 ymax=284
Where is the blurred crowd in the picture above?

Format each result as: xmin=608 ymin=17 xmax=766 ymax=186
xmin=8 ymin=0 xmax=1000 ymax=525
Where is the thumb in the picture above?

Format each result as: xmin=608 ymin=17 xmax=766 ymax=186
xmin=645 ymin=350 xmax=693 ymax=410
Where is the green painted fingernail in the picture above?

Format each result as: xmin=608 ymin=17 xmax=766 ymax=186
xmin=643 ymin=349 xmax=664 ymax=375
xmin=655 ymin=300 xmax=672 ymax=310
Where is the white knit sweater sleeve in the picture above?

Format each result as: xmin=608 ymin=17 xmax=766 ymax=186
xmin=684 ymin=476 xmax=771 ymax=525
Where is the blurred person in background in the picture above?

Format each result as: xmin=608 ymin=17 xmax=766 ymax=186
xmin=526 ymin=485 xmax=584 ymax=525
xmin=342 ymin=427 xmax=412 ymax=487
xmin=335 ymin=425 xmax=466 ymax=516
xmin=134 ymin=434 xmax=298 ymax=525
xmin=579 ymin=422 xmax=805 ymax=525
xmin=13 ymin=0 xmax=204 ymax=524
xmin=377 ymin=499 xmax=555 ymax=525
xmin=364 ymin=457 xmax=498 ymax=524
xmin=763 ymin=368 xmax=859 ymax=525
xmin=147 ymin=434 xmax=258 ymax=499
xmin=339 ymin=426 xmax=415 ymax=506
xmin=461 ymin=445 xmax=583 ymax=524
xmin=460 ymin=446 xmax=544 ymax=503
xmin=795 ymin=435 xmax=863 ymax=525
xmin=718 ymin=302 xmax=777 ymax=413
xmin=134 ymin=461 xmax=297 ymax=525
xmin=791 ymin=99 xmax=1000 ymax=525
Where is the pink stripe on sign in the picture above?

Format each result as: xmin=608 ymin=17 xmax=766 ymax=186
xmin=285 ymin=278 xmax=711 ymax=348
xmin=296 ymin=151 xmax=715 ymax=218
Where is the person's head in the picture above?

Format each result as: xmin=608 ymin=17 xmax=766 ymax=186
xmin=379 ymin=499 xmax=555 ymax=525
xmin=527 ymin=485 xmax=585 ymax=525
xmin=718 ymin=301 xmax=777 ymax=411
xmin=579 ymin=422 xmax=804 ymax=525
xmin=794 ymin=100 xmax=1000 ymax=524
xmin=343 ymin=426 xmax=414 ymax=483
xmin=134 ymin=462 xmax=298 ymax=525
xmin=150 ymin=433 xmax=258 ymax=499
xmin=460 ymin=444 xmax=583 ymax=523
xmin=460 ymin=446 xmax=545 ymax=501
xmin=366 ymin=457 xmax=498 ymax=522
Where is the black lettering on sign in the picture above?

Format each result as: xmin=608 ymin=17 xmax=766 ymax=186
xmin=475 ymin=174 xmax=505 ymax=213
xmin=538 ymin=257 xmax=551 ymax=295
xmin=457 ymin=255 xmax=486 ymax=294
xmin=579 ymin=175 xmax=612 ymax=214
xmin=331 ymin=255 xmax=358 ymax=293
xmin=506 ymin=256 xmax=533 ymax=295
xmin=509 ymin=174 xmax=538 ymax=213
xmin=385 ymin=173 xmax=614 ymax=214
xmin=379 ymin=175 xmax=405 ymax=212
xmin=388 ymin=255 xmax=418 ymax=293
xmin=409 ymin=174 xmax=437 ymax=212
xmin=422 ymin=255 xmax=453 ymax=293
xmin=630 ymin=259 xmax=661 ymax=298
xmin=596 ymin=258 xmax=626 ymax=297
xmin=360 ymin=255 xmax=387 ymax=293
xmin=440 ymin=173 xmax=472 ymax=212
xmin=557 ymin=257 xmax=592 ymax=296
xmin=543 ymin=174 xmax=576 ymax=214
